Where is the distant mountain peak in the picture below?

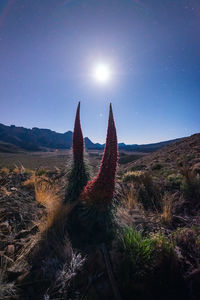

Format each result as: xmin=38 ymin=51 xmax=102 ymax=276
xmin=0 ymin=122 xmax=188 ymax=153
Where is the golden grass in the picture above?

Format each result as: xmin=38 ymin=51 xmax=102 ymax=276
xmin=161 ymin=193 xmax=172 ymax=225
xmin=126 ymin=183 xmax=141 ymax=210
xmin=34 ymin=175 xmax=62 ymax=213
xmin=13 ymin=166 xmax=21 ymax=174
xmin=0 ymin=167 xmax=9 ymax=175
xmin=1 ymin=186 xmax=11 ymax=196
xmin=23 ymin=175 xmax=35 ymax=190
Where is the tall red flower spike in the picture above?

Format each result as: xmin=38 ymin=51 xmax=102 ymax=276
xmin=65 ymin=102 xmax=89 ymax=203
xmin=73 ymin=101 xmax=84 ymax=163
xmin=80 ymin=103 xmax=118 ymax=209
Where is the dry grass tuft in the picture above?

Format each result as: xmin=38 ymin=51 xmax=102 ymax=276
xmin=0 ymin=167 xmax=10 ymax=175
xmin=126 ymin=183 xmax=142 ymax=210
xmin=161 ymin=192 xmax=173 ymax=225
xmin=34 ymin=175 xmax=62 ymax=213
xmin=39 ymin=201 xmax=75 ymax=234
xmin=23 ymin=175 xmax=35 ymax=190
xmin=1 ymin=186 xmax=12 ymax=196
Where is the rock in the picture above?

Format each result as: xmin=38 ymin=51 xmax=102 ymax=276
xmin=11 ymin=187 xmax=17 ymax=191
xmin=0 ymin=221 xmax=11 ymax=234
xmin=7 ymin=244 xmax=15 ymax=255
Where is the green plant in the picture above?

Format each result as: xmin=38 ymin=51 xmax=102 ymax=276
xmin=167 ymin=173 xmax=183 ymax=189
xmin=118 ymin=227 xmax=156 ymax=280
xmin=180 ymin=167 xmax=200 ymax=206
xmin=122 ymin=170 xmax=144 ymax=183
xmin=152 ymin=232 xmax=175 ymax=257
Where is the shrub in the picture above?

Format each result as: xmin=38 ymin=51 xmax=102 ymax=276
xmin=122 ymin=171 xmax=144 ymax=183
xmin=180 ymin=167 xmax=200 ymax=207
xmin=118 ymin=227 xmax=155 ymax=280
xmin=151 ymin=163 xmax=163 ymax=170
xmin=115 ymin=228 xmax=186 ymax=300
xmin=167 ymin=173 xmax=183 ymax=189
xmin=152 ymin=232 xmax=175 ymax=257
xmin=173 ymin=227 xmax=200 ymax=268
xmin=122 ymin=171 xmax=161 ymax=211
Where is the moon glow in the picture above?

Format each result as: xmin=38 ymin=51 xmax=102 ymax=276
xmin=94 ymin=64 xmax=111 ymax=83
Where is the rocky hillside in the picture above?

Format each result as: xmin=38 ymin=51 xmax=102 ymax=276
xmin=126 ymin=133 xmax=200 ymax=176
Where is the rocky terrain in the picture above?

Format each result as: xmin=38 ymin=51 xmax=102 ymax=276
xmin=0 ymin=133 xmax=200 ymax=300
xmin=126 ymin=133 xmax=200 ymax=177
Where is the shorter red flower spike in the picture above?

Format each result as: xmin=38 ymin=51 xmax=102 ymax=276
xmin=80 ymin=103 xmax=118 ymax=209
xmin=73 ymin=102 xmax=84 ymax=163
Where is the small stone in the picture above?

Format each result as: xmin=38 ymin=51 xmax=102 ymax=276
xmin=10 ymin=187 xmax=17 ymax=191
xmin=7 ymin=244 xmax=15 ymax=255
xmin=0 ymin=221 xmax=11 ymax=234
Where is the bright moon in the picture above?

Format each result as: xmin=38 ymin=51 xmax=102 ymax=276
xmin=94 ymin=64 xmax=111 ymax=83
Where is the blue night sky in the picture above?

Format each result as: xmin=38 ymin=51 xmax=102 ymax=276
xmin=0 ymin=0 xmax=199 ymax=144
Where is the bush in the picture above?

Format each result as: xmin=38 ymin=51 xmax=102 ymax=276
xmin=137 ymin=173 xmax=161 ymax=211
xmin=117 ymin=228 xmax=176 ymax=280
xmin=115 ymin=228 xmax=187 ymax=300
xmin=122 ymin=171 xmax=144 ymax=183
xmin=151 ymin=163 xmax=163 ymax=170
xmin=167 ymin=173 xmax=183 ymax=189
xmin=180 ymin=167 xmax=200 ymax=207
xmin=173 ymin=227 xmax=200 ymax=265
xmin=118 ymin=227 xmax=156 ymax=280
xmin=122 ymin=171 xmax=161 ymax=211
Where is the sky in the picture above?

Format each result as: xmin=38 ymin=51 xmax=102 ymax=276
xmin=0 ymin=0 xmax=200 ymax=144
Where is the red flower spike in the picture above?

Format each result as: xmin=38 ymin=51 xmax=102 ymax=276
xmin=73 ymin=102 xmax=84 ymax=163
xmin=80 ymin=103 xmax=118 ymax=208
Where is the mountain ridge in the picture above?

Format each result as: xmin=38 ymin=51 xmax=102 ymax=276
xmin=0 ymin=122 xmax=186 ymax=153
